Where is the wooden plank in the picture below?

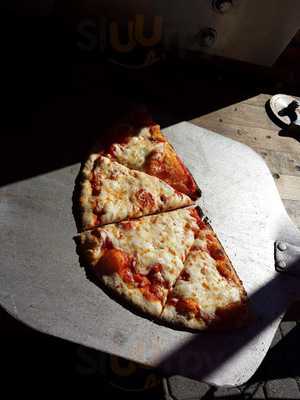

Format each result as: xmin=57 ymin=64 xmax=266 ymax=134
xmin=255 ymin=148 xmax=300 ymax=178
xmin=244 ymin=94 xmax=272 ymax=107
xmin=191 ymin=94 xmax=300 ymax=155
xmin=197 ymin=102 xmax=276 ymax=131
xmin=283 ymin=199 xmax=300 ymax=229
xmin=192 ymin=106 xmax=271 ymax=132
xmin=192 ymin=94 xmax=276 ymax=131
xmin=192 ymin=120 xmax=300 ymax=154
xmin=275 ymin=175 xmax=300 ymax=201
xmin=190 ymin=94 xmax=300 ymax=228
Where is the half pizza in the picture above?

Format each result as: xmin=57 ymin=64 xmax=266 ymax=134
xmin=75 ymin=207 xmax=249 ymax=329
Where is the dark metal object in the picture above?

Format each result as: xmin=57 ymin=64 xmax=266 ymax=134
xmin=268 ymin=94 xmax=300 ymax=127
xmin=170 ymin=0 xmax=300 ymax=65
xmin=278 ymin=101 xmax=299 ymax=117
xmin=212 ymin=0 xmax=234 ymax=13
xmin=275 ymin=241 xmax=300 ymax=276
xmin=195 ymin=28 xmax=217 ymax=48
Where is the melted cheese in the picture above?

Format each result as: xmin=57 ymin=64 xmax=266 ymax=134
xmin=111 ymin=127 xmax=165 ymax=170
xmin=77 ymin=206 xmax=247 ymax=326
xmin=161 ymin=242 xmax=243 ymax=329
xmin=80 ymin=156 xmax=192 ymax=228
xmin=172 ymin=251 xmax=241 ymax=314
xmin=79 ymin=208 xmax=198 ymax=289
xmin=102 ymin=273 xmax=163 ymax=316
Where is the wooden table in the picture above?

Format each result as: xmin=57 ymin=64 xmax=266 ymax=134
xmin=191 ymin=93 xmax=300 ymax=230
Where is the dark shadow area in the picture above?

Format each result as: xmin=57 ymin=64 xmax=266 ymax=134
xmin=278 ymin=100 xmax=299 ymax=122
xmin=283 ymin=301 xmax=300 ymax=320
xmin=0 ymin=16 xmax=284 ymax=188
xmin=0 ymin=81 xmax=256 ymax=189
xmin=251 ymin=324 xmax=300 ymax=382
xmin=278 ymin=125 xmax=300 ymax=144
xmin=1 ymin=11 xmax=300 ymax=186
xmin=0 ymin=305 xmax=164 ymax=398
xmin=0 ymin=63 xmax=258 ymax=187
xmin=1 ymin=300 xmax=300 ymax=400
xmin=72 ymin=161 xmax=84 ymax=233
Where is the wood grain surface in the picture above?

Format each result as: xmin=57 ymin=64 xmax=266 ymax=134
xmin=191 ymin=94 xmax=300 ymax=229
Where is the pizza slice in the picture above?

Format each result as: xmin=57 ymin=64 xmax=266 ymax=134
xmin=75 ymin=208 xmax=202 ymax=317
xmin=79 ymin=155 xmax=193 ymax=230
xmin=99 ymin=122 xmax=201 ymax=200
xmin=161 ymin=211 xmax=249 ymax=330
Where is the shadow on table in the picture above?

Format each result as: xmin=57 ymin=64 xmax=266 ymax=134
xmin=252 ymin=323 xmax=300 ymax=382
xmin=1 ymin=297 xmax=298 ymax=400
xmin=0 ymin=75 xmax=258 ymax=189
xmin=0 ymin=305 xmax=164 ymax=398
xmin=1 ymin=19 xmax=261 ymax=188
xmin=278 ymin=125 xmax=300 ymax=144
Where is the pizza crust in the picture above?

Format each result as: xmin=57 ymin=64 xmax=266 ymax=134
xmin=160 ymin=300 xmax=249 ymax=331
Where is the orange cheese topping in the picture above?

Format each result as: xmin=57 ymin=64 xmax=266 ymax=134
xmin=95 ymin=247 xmax=166 ymax=303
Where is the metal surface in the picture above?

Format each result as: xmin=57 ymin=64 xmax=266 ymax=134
xmin=165 ymin=0 xmax=300 ymax=66
xmin=275 ymin=241 xmax=300 ymax=276
xmin=73 ymin=0 xmax=299 ymax=66
xmin=20 ymin=1 xmax=300 ymax=66
xmin=157 ymin=0 xmax=300 ymax=66
xmin=270 ymin=94 xmax=300 ymax=127
xmin=0 ymin=122 xmax=300 ymax=386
